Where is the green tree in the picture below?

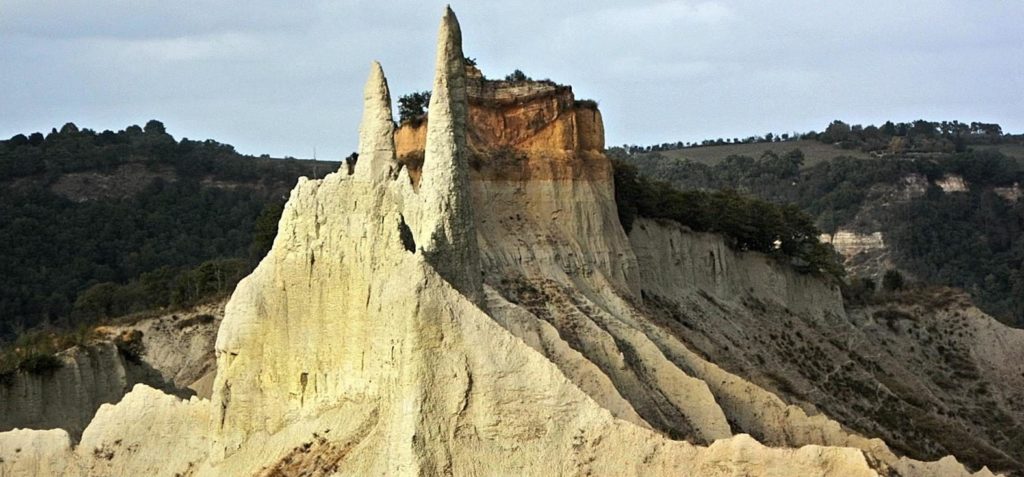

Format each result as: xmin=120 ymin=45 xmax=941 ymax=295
xmin=144 ymin=119 xmax=167 ymax=135
xmin=250 ymin=200 xmax=285 ymax=260
xmin=73 ymin=282 xmax=121 ymax=319
xmin=821 ymin=120 xmax=851 ymax=143
xmin=504 ymin=69 xmax=530 ymax=82
xmin=398 ymin=91 xmax=431 ymax=125
xmin=28 ymin=132 xmax=44 ymax=146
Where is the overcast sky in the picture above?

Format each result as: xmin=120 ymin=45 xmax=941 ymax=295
xmin=2 ymin=1 xmax=1022 ymax=159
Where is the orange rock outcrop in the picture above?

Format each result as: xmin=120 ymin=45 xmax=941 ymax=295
xmin=395 ymin=70 xmax=609 ymax=184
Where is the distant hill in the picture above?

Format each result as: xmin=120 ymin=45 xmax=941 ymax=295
xmin=0 ymin=121 xmax=340 ymax=342
xmin=624 ymin=119 xmax=1019 ymax=163
xmin=627 ymin=139 xmax=1024 ymax=170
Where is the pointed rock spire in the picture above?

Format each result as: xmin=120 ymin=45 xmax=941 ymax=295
xmin=416 ymin=6 xmax=483 ymax=305
xmin=420 ymin=6 xmax=468 ymax=193
xmin=353 ymin=61 xmax=397 ymax=182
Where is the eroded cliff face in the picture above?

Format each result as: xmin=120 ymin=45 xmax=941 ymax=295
xmin=0 ymin=343 xmax=132 ymax=440
xmin=0 ymin=7 xmax=1014 ymax=477
xmin=820 ymin=229 xmax=892 ymax=280
xmin=0 ymin=301 xmax=223 ymax=440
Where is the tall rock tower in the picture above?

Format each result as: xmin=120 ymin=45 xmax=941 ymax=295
xmin=353 ymin=61 xmax=398 ymax=183
xmin=416 ymin=7 xmax=483 ymax=305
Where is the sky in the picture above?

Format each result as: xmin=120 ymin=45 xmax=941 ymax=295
xmin=1 ymin=1 xmax=1022 ymax=160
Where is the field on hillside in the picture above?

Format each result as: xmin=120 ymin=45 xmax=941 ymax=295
xmin=633 ymin=140 xmax=874 ymax=168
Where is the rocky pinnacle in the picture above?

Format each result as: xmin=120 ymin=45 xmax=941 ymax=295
xmin=353 ymin=61 xmax=397 ymax=183
xmin=416 ymin=6 xmax=483 ymax=305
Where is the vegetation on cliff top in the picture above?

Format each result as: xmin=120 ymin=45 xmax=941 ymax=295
xmin=0 ymin=326 xmax=95 ymax=379
xmin=396 ymin=67 xmax=601 ymax=126
xmin=398 ymin=90 xmax=432 ymax=125
xmin=612 ymin=160 xmax=845 ymax=280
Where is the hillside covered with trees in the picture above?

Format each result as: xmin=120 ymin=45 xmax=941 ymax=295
xmin=619 ymin=120 xmax=1024 ymax=327
xmin=0 ymin=121 xmax=338 ymax=343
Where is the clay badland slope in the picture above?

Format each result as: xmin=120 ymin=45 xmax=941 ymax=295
xmin=1 ymin=8 xmax=1020 ymax=476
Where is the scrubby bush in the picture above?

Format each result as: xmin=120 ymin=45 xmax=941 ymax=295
xmin=882 ymin=269 xmax=906 ymax=292
xmin=113 ymin=329 xmax=144 ymax=363
xmin=15 ymin=353 xmax=63 ymax=375
xmin=574 ymin=99 xmax=598 ymax=109
xmin=0 ymin=326 xmax=96 ymax=378
xmin=842 ymin=276 xmax=877 ymax=304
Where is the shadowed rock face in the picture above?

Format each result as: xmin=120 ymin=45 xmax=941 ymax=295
xmin=0 ymin=7 xmax=1013 ymax=477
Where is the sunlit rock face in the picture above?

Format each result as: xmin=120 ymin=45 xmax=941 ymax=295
xmin=0 ymin=7 xmax=1014 ymax=477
